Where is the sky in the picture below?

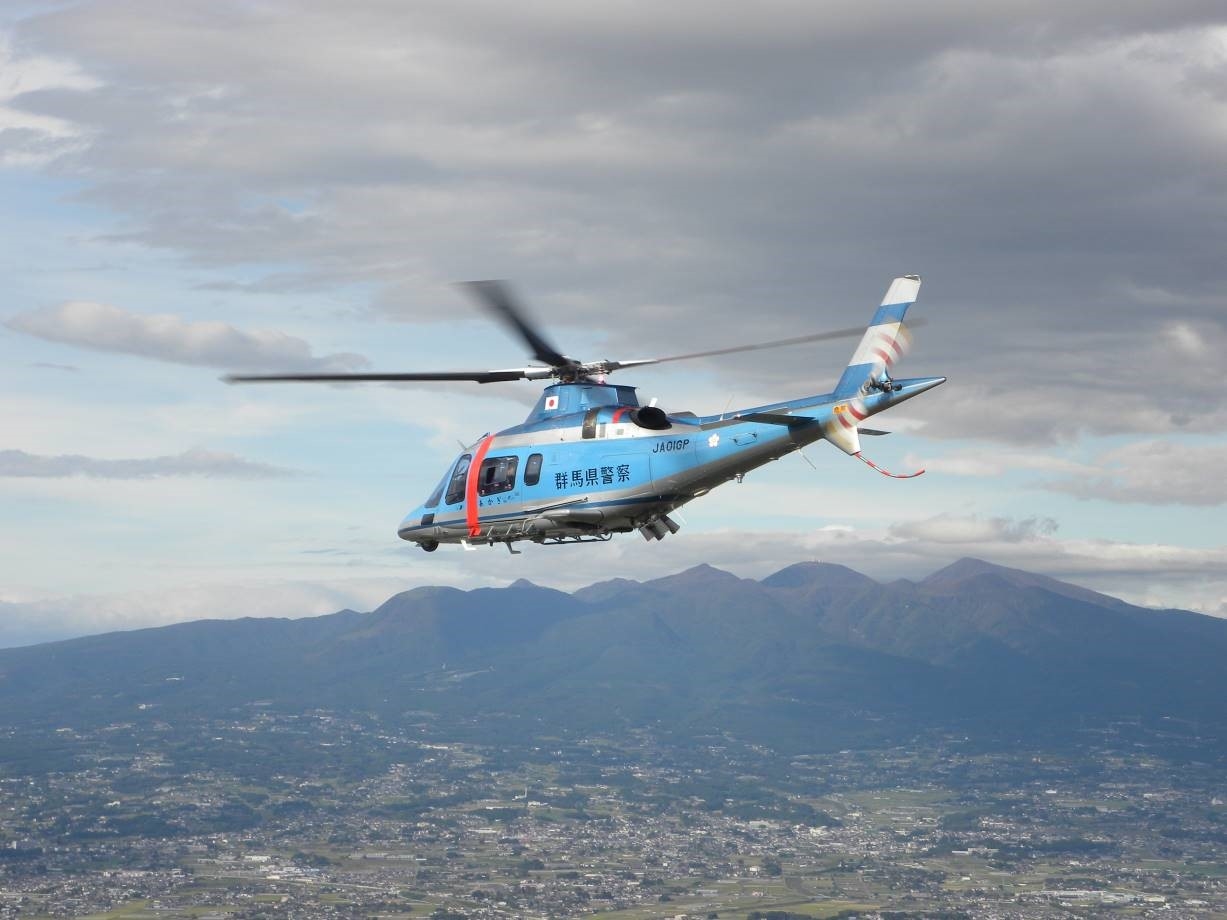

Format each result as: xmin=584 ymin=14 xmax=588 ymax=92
xmin=1 ymin=1 xmax=1225 ymax=647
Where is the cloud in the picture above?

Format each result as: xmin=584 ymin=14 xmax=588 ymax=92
xmin=0 ymin=31 xmax=98 ymax=166
xmin=0 ymin=447 xmax=296 ymax=479
xmin=889 ymin=514 xmax=1059 ymax=544
xmin=922 ymin=448 xmax=1091 ymax=478
xmin=6 ymin=301 xmax=368 ymax=371
xmin=7 ymin=5 xmax=1223 ymax=442
xmin=3 ymin=4 xmax=1227 ymax=644
xmin=0 ymin=577 xmax=407 ymax=649
xmin=899 ymin=323 xmax=1227 ymax=445
xmin=1039 ymin=440 xmax=1227 ymax=505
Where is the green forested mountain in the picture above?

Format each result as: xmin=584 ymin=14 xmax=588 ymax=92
xmin=2 ymin=559 xmax=1223 ymax=751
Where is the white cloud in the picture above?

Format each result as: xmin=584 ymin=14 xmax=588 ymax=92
xmin=906 ymin=381 xmax=1227 ymax=445
xmin=0 ymin=446 xmax=296 ymax=479
xmin=1039 ymin=440 xmax=1227 ymax=505
xmin=6 ymin=301 xmax=369 ymax=371
xmin=0 ymin=30 xmax=99 ymax=166
xmin=889 ymin=514 xmax=1059 ymax=544
xmin=922 ymin=448 xmax=1092 ymax=478
xmin=0 ymin=392 xmax=323 ymax=457
xmin=0 ymin=577 xmax=407 ymax=648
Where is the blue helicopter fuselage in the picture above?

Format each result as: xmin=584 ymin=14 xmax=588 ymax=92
xmin=397 ymin=373 xmax=944 ymax=551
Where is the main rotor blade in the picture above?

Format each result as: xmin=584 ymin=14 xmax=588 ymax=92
xmin=224 ymin=369 xmax=537 ymax=385
xmin=607 ymin=322 xmax=923 ymax=371
xmin=459 ymin=280 xmax=570 ymax=368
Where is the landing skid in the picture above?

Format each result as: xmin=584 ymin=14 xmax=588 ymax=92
xmin=456 ymin=532 xmax=616 ymax=552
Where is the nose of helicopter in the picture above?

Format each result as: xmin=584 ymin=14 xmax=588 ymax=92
xmin=397 ymin=506 xmax=425 ymax=542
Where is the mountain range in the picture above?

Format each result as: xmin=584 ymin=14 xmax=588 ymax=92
xmin=2 ymin=558 xmax=1224 ymax=752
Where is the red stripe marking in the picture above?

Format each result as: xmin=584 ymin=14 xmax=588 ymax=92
xmin=849 ymin=404 xmax=867 ymax=420
xmin=854 ymin=451 xmax=925 ymax=479
xmin=465 ymin=434 xmax=496 ymax=538
xmin=838 ymin=413 xmax=854 ymax=429
xmin=871 ymin=347 xmax=893 ymax=364
xmin=611 ymin=407 xmax=629 ymax=423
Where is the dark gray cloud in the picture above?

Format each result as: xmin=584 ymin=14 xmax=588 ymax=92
xmin=5 ymin=2 xmax=1227 ymax=442
xmin=6 ymin=301 xmax=369 ymax=371
xmin=0 ymin=447 xmax=296 ymax=479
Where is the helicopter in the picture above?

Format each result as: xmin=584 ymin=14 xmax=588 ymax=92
xmin=227 ymin=275 xmax=944 ymax=553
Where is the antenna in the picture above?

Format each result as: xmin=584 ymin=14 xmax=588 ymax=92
xmin=796 ymin=446 xmax=819 ymax=471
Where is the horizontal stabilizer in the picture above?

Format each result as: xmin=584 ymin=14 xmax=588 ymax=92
xmin=698 ymin=411 xmax=816 ymax=432
xmin=859 ymin=428 xmax=890 ymax=436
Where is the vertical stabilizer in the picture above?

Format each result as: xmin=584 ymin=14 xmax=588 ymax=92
xmin=833 ymin=275 xmax=920 ymax=398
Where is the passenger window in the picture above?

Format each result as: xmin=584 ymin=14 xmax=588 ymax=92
xmin=443 ymin=454 xmax=471 ymax=505
xmin=477 ymin=455 xmax=519 ymax=496
xmin=524 ymin=453 xmax=543 ymax=486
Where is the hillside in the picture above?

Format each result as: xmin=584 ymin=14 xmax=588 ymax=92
xmin=1 ymin=559 xmax=1224 ymax=751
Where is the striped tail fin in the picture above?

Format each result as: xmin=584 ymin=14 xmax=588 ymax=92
xmin=833 ymin=275 xmax=920 ymax=399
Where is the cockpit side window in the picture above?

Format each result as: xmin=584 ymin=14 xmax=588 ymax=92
xmin=443 ymin=454 xmax=472 ymax=505
xmin=477 ymin=455 xmax=519 ymax=496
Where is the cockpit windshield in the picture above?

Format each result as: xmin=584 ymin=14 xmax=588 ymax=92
xmin=423 ymin=469 xmax=449 ymax=509
xmin=443 ymin=454 xmax=472 ymax=505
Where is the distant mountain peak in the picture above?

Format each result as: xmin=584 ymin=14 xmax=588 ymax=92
xmin=371 ymin=584 xmax=462 ymax=613
xmin=682 ymin=563 xmax=738 ymax=579
xmin=647 ymin=564 xmax=740 ymax=589
xmin=921 ymin=557 xmax=1009 ymax=585
xmin=760 ymin=561 xmax=878 ymax=591
xmin=921 ymin=557 xmax=1124 ymax=610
